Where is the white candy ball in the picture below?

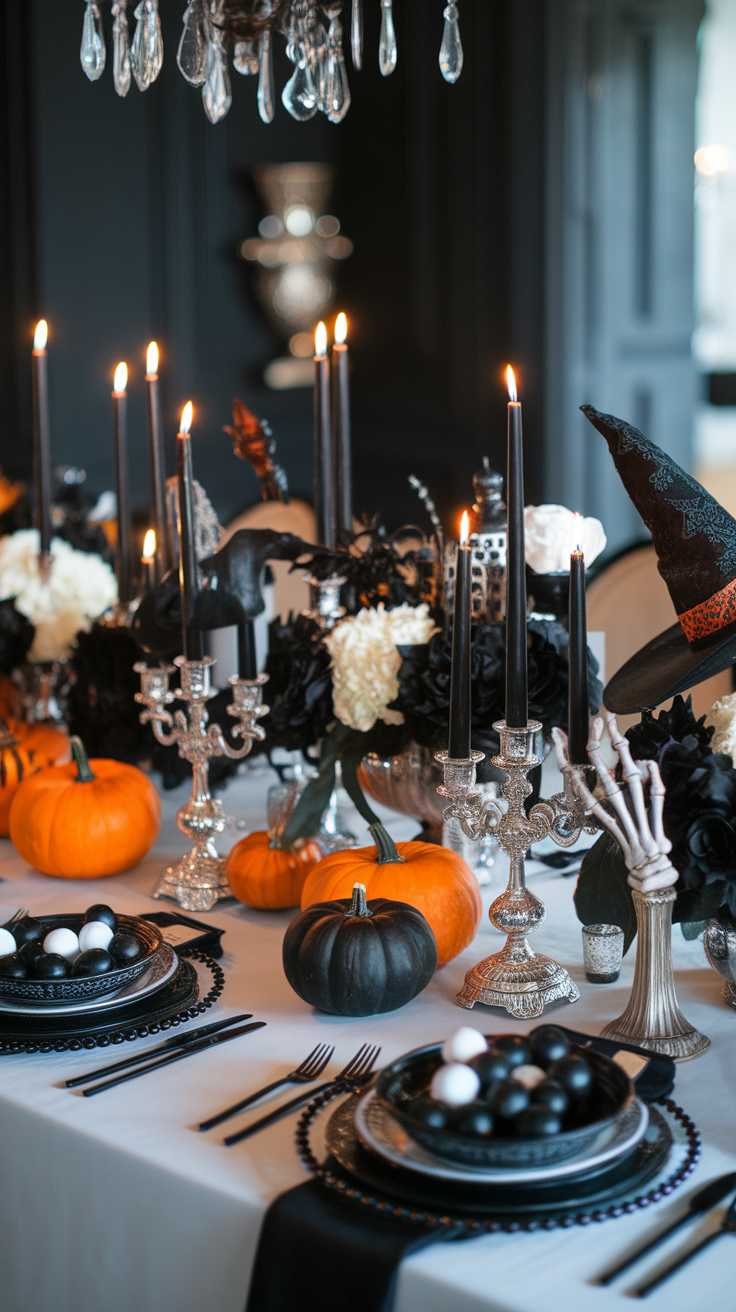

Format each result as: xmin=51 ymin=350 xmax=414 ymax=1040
xmin=78 ymin=921 xmax=114 ymax=953
xmin=42 ymin=927 xmax=79 ymax=961
xmin=0 ymin=927 xmax=17 ymax=957
xmin=441 ymin=1026 xmax=488 ymax=1065
xmin=512 ymin=1064 xmax=547 ymax=1090
xmin=430 ymin=1062 xmax=481 ymax=1107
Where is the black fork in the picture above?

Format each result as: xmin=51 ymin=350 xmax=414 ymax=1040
xmin=199 ymin=1042 xmax=335 ymax=1131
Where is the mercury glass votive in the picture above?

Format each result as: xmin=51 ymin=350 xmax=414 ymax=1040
xmin=582 ymin=923 xmax=625 ymax=984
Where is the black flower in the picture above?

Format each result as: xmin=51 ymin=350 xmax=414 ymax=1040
xmin=685 ymin=812 xmax=736 ymax=882
xmin=260 ymin=613 xmax=334 ymax=755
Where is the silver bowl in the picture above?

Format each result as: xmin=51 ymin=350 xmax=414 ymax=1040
xmin=358 ymin=743 xmax=446 ymax=842
xmin=703 ymin=916 xmax=736 ymax=986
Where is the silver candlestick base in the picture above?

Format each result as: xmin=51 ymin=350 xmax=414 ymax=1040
xmin=135 ymin=656 xmax=268 ymax=911
xmin=600 ymin=888 xmax=710 ymax=1061
xmin=437 ymin=721 xmax=594 ymax=1019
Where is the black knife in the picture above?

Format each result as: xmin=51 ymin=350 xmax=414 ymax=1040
xmin=597 ymin=1171 xmax=736 ymax=1285
xmin=65 ymin=1013 xmax=254 ymax=1088
xmin=636 ymin=1192 xmax=736 ymax=1297
xmin=80 ymin=1021 xmax=266 ymax=1096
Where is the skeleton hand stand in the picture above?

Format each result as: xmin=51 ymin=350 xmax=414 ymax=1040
xmin=555 ymin=714 xmax=709 ymax=1061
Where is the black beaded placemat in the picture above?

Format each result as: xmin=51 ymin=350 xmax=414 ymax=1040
xmin=0 ymin=949 xmax=225 ymax=1054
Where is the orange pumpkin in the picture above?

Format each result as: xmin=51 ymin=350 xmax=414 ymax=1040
xmin=9 ymin=736 xmax=161 ymax=878
xmin=226 ymin=830 xmax=323 ymax=909
xmin=300 ymin=822 xmax=481 ymax=967
xmin=0 ymin=718 xmax=69 ymax=837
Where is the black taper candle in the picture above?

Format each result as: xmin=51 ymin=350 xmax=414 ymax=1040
xmin=568 ymin=547 xmax=590 ymax=763
xmin=177 ymin=404 xmax=202 ymax=661
xmin=112 ymin=364 xmax=132 ymax=604
xmin=237 ymin=621 xmax=257 ymax=680
xmin=313 ymin=322 xmax=334 ymax=547
xmin=448 ymin=516 xmax=472 ymax=757
xmin=505 ymin=369 xmax=528 ymax=727
xmin=145 ymin=343 xmax=167 ymax=582
xmin=31 ymin=321 xmax=52 ymax=556
xmin=332 ymin=313 xmax=352 ymax=539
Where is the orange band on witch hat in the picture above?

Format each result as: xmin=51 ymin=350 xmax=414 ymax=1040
xmin=679 ymin=576 xmax=736 ymax=643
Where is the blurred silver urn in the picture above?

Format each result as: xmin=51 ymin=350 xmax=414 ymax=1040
xmin=703 ymin=916 xmax=736 ymax=1006
xmin=358 ymin=744 xmax=446 ymax=843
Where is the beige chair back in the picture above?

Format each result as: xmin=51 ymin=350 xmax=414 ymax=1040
xmin=222 ymin=498 xmax=317 ymax=620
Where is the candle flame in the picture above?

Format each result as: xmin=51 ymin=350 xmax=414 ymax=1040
xmin=506 ymin=365 xmax=517 ymax=402
xmin=314 ymin=321 xmax=328 ymax=357
xmin=142 ymin=529 xmax=156 ymax=560
xmin=146 ymin=341 xmax=159 ymax=376
xmin=459 ymin=511 xmax=470 ymax=545
xmin=574 ymin=510 xmax=583 ymax=554
xmin=180 ymin=401 xmax=193 ymax=434
xmin=334 ymin=312 xmax=348 ymax=345
xmin=34 ymin=320 xmax=48 ymax=351
xmin=113 ymin=362 xmax=128 ymax=394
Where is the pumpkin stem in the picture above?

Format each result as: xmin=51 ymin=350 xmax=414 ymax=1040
xmin=70 ymin=736 xmax=96 ymax=783
xmin=347 ymin=883 xmax=372 ymax=918
xmin=0 ymin=718 xmax=19 ymax=751
xmin=369 ymin=821 xmax=405 ymax=866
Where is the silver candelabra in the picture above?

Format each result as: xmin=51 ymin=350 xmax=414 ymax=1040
xmin=135 ymin=656 xmax=268 ymax=911
xmin=436 ymin=720 xmax=597 ymax=1018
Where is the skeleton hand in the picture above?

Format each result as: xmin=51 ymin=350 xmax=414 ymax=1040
xmin=552 ymin=715 xmax=676 ymax=893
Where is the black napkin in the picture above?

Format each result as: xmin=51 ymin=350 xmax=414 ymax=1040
xmin=245 ymin=1179 xmax=456 ymax=1312
xmin=244 ymin=1031 xmax=675 ymax=1312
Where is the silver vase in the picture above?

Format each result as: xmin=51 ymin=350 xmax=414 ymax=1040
xmin=359 ymin=743 xmax=446 ymax=842
xmin=704 ymin=916 xmax=736 ymax=1008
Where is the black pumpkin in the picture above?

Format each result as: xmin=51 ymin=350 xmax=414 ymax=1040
xmin=282 ymin=883 xmax=438 ymax=1016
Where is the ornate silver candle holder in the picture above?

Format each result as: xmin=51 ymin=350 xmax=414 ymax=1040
xmin=135 ymin=656 xmax=268 ymax=911
xmin=436 ymin=720 xmax=595 ymax=1018
xmin=304 ymin=574 xmax=346 ymax=628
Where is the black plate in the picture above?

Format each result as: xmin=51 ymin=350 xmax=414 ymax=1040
xmin=0 ymin=914 xmax=162 ymax=1004
xmin=374 ymin=1040 xmax=634 ymax=1169
xmin=324 ymin=1091 xmax=675 ymax=1220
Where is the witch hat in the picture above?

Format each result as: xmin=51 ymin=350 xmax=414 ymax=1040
xmin=582 ymin=405 xmax=736 ymax=712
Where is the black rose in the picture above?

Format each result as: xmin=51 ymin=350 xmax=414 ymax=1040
xmin=684 ymin=812 xmax=736 ymax=884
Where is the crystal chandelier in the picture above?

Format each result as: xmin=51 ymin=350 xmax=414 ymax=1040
xmin=79 ymin=1 xmax=464 ymax=124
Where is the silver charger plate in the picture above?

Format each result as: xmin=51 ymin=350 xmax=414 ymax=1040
xmin=0 ymin=943 xmax=178 ymax=1017
xmin=354 ymin=1088 xmax=649 ymax=1185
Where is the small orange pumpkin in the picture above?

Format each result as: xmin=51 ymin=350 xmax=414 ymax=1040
xmin=300 ymin=822 xmax=481 ymax=967
xmin=226 ymin=830 xmax=323 ymax=909
xmin=0 ymin=718 xmax=69 ymax=837
xmin=9 ymin=736 xmax=161 ymax=878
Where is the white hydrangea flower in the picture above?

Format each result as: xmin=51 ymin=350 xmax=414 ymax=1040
xmin=524 ymin=504 xmax=607 ymax=574
xmin=0 ymin=528 xmax=118 ymax=662
xmin=707 ymin=691 xmax=736 ymax=768
xmin=324 ymin=602 xmax=437 ymax=733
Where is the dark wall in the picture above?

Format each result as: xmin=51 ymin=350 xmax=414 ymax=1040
xmin=0 ymin=2 xmax=547 ymax=533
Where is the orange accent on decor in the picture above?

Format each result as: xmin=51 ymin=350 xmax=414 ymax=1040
xmin=679 ymin=577 xmax=736 ymax=642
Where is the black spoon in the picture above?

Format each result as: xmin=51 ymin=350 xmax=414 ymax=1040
xmin=596 ymin=1171 xmax=736 ymax=1286
xmin=636 ymin=1191 xmax=736 ymax=1297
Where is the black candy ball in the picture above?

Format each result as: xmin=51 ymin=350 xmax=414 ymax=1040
xmin=530 ymin=1078 xmax=569 ymax=1115
xmin=516 ymin=1106 xmax=562 ymax=1138
xmin=468 ymin=1048 xmax=511 ymax=1093
xmin=84 ymin=904 xmax=116 ymax=930
xmin=548 ymin=1054 xmax=593 ymax=1097
xmin=493 ymin=1035 xmax=531 ymax=1068
xmin=73 ymin=949 xmax=114 ymax=977
xmin=11 ymin=916 xmax=45 ymax=948
xmin=529 ymin=1024 xmax=570 ymax=1068
xmin=491 ymin=1079 xmax=530 ymax=1122
xmin=18 ymin=940 xmax=45 ymax=967
xmin=411 ymin=1097 xmax=448 ymax=1130
xmin=33 ymin=953 xmax=69 ymax=979
xmin=0 ymin=953 xmax=27 ymax=979
xmin=454 ymin=1101 xmax=494 ymax=1137
xmin=109 ymin=932 xmax=142 ymax=965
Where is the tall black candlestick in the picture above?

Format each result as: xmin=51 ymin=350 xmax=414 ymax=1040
xmin=568 ymin=549 xmax=590 ymax=764
xmin=31 ymin=323 xmax=52 ymax=556
xmin=314 ymin=325 xmax=334 ymax=547
xmin=332 ymin=318 xmax=352 ymax=539
xmin=505 ymin=376 xmax=528 ymax=727
xmin=112 ymin=368 xmax=131 ymax=604
xmin=177 ymin=413 xmax=202 ymax=661
xmin=237 ymin=620 xmax=257 ymax=680
xmin=146 ymin=345 xmax=167 ymax=582
xmin=448 ymin=531 xmax=472 ymax=757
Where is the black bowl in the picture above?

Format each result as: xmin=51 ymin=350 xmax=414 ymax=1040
xmin=374 ymin=1041 xmax=635 ymax=1169
xmin=0 ymin=914 xmax=162 ymax=1005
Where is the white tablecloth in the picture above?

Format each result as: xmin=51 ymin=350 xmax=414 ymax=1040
xmin=0 ymin=758 xmax=733 ymax=1312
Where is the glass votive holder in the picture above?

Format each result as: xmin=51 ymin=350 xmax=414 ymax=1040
xmin=582 ymin=923 xmax=625 ymax=984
